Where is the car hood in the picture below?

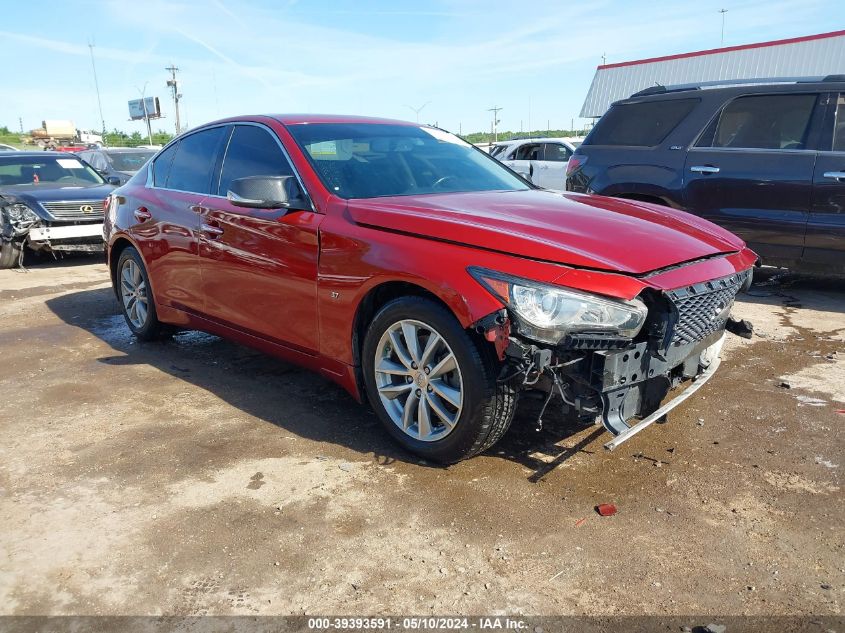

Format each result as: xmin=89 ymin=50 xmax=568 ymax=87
xmin=1 ymin=182 xmax=114 ymax=202
xmin=346 ymin=189 xmax=745 ymax=275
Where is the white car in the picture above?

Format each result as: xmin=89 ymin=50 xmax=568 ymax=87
xmin=0 ymin=143 xmax=18 ymax=152
xmin=490 ymin=137 xmax=583 ymax=190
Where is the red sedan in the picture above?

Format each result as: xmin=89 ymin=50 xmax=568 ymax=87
xmin=104 ymin=115 xmax=757 ymax=462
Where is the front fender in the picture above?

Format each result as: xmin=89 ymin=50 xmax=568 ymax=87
xmin=315 ymin=213 xmax=577 ymax=366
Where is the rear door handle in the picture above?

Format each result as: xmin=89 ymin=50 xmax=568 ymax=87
xmin=823 ymin=171 xmax=845 ymax=180
xmin=690 ymin=165 xmax=720 ymax=174
xmin=201 ymin=222 xmax=224 ymax=238
xmin=133 ymin=207 xmax=151 ymax=222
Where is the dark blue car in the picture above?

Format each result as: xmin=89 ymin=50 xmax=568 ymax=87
xmin=0 ymin=152 xmax=115 ymax=267
xmin=566 ymin=76 xmax=845 ymax=276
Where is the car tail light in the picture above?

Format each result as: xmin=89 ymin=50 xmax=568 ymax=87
xmin=566 ymin=155 xmax=586 ymax=178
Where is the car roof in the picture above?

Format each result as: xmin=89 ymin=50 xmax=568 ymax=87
xmin=269 ymin=114 xmax=418 ymax=126
xmin=184 ymin=114 xmax=418 ymax=127
xmin=504 ymin=137 xmax=577 ymax=145
xmin=618 ymin=78 xmax=845 ymax=107
xmin=96 ymin=147 xmax=156 ymax=153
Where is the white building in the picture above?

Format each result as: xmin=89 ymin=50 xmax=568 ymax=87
xmin=581 ymin=29 xmax=845 ymax=118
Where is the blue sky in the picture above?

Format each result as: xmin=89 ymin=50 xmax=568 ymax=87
xmin=1 ymin=0 xmax=842 ymax=137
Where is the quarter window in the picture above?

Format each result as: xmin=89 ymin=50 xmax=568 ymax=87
xmin=217 ymin=125 xmax=294 ymax=196
xmin=152 ymin=142 xmax=179 ymax=187
xmin=588 ymin=98 xmax=698 ymax=147
xmin=166 ymin=127 xmax=227 ymax=194
xmin=706 ymin=94 xmax=817 ymax=150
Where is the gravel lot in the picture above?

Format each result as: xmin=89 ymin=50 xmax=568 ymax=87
xmin=0 ymin=256 xmax=842 ymax=617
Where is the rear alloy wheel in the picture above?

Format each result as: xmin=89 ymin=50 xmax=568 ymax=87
xmin=116 ymin=247 xmax=169 ymax=341
xmin=363 ymin=297 xmax=517 ymax=463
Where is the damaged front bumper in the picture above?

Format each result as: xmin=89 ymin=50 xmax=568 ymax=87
xmin=1 ymin=198 xmax=105 ymax=256
xmin=28 ymin=223 xmax=103 ymax=242
xmin=486 ymin=268 xmax=754 ymax=449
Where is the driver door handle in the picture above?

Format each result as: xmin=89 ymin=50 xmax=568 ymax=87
xmin=690 ymin=165 xmax=720 ymax=174
xmin=823 ymin=171 xmax=845 ymax=180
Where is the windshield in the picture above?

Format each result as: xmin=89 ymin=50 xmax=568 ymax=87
xmin=0 ymin=155 xmax=104 ymax=186
xmin=107 ymin=150 xmax=156 ymax=172
xmin=287 ymin=123 xmax=529 ymax=199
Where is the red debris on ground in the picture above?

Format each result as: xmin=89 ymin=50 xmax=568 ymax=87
xmin=574 ymin=517 xmax=587 ymax=527
xmin=595 ymin=503 xmax=617 ymax=517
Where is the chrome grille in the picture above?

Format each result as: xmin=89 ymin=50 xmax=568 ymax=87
xmin=41 ymin=200 xmax=105 ymax=220
xmin=665 ymin=270 xmax=751 ymax=346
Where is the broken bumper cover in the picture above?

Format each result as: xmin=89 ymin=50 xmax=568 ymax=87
xmin=594 ymin=330 xmax=725 ymax=441
xmin=603 ymin=345 xmax=721 ymax=451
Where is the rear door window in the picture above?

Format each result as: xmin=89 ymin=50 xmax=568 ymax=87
xmin=543 ymin=143 xmax=571 ymax=162
xmin=832 ymin=94 xmax=845 ymax=151
xmin=166 ymin=127 xmax=228 ymax=194
xmin=589 ymin=98 xmax=698 ymax=147
xmin=514 ymin=143 xmax=543 ymax=160
xmin=216 ymin=125 xmax=295 ymax=196
xmin=705 ymin=94 xmax=817 ymax=150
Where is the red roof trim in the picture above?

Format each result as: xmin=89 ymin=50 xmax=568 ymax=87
xmin=598 ymin=29 xmax=845 ymax=70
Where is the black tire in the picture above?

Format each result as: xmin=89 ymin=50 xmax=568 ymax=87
xmin=362 ymin=296 xmax=517 ymax=463
xmin=0 ymin=241 xmax=23 ymax=269
xmin=115 ymin=246 xmax=170 ymax=341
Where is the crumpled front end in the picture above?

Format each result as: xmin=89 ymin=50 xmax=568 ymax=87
xmin=475 ymin=265 xmax=755 ymax=449
xmin=0 ymin=195 xmax=105 ymax=264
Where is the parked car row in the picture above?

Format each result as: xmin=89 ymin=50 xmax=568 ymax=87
xmin=566 ymin=76 xmax=845 ymax=275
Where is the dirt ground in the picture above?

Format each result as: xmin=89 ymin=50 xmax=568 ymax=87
xmin=0 ymin=255 xmax=842 ymax=617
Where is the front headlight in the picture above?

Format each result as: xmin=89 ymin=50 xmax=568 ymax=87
xmin=469 ymin=267 xmax=648 ymax=345
xmin=4 ymin=203 xmax=39 ymax=223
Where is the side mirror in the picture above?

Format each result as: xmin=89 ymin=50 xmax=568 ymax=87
xmin=106 ymin=176 xmax=122 ymax=186
xmin=227 ymin=176 xmax=308 ymax=210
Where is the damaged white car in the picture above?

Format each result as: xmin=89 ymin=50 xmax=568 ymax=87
xmin=0 ymin=152 xmax=114 ymax=267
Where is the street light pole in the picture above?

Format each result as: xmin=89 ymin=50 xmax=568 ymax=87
xmin=88 ymin=41 xmax=106 ymax=137
xmin=719 ymin=9 xmax=728 ymax=46
xmin=137 ymin=83 xmax=153 ymax=146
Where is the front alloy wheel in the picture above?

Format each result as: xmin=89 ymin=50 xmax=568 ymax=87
xmin=374 ymin=319 xmax=464 ymax=442
xmin=362 ymin=296 xmax=518 ymax=463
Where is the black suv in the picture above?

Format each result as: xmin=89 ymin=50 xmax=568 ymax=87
xmin=566 ymin=76 xmax=845 ymax=275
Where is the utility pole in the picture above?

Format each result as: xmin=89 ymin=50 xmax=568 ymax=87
xmin=601 ymin=52 xmax=607 ymax=65
xmin=487 ymin=106 xmax=502 ymax=143
xmin=719 ymin=9 xmax=728 ymax=46
xmin=405 ymin=101 xmax=431 ymax=123
xmin=166 ymin=64 xmax=182 ymax=135
xmin=527 ymin=96 xmax=531 ymax=136
xmin=88 ymin=41 xmax=106 ymax=136
xmin=18 ymin=118 xmax=23 ymax=134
